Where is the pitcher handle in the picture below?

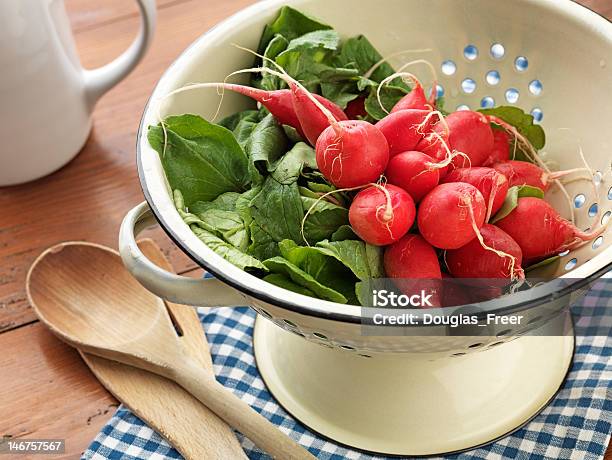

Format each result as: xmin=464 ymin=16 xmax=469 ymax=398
xmin=119 ymin=202 xmax=247 ymax=307
xmin=83 ymin=0 xmax=157 ymax=107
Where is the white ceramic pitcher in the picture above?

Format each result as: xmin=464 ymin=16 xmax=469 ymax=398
xmin=0 ymin=0 xmax=156 ymax=186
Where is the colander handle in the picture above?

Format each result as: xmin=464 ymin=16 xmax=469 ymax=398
xmin=119 ymin=202 xmax=247 ymax=307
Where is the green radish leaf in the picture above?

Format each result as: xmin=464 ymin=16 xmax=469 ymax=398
xmin=298 ymin=186 xmax=320 ymax=199
xmin=258 ymin=6 xmax=332 ymax=53
xmin=334 ymin=35 xmax=395 ymax=83
xmin=491 ymin=185 xmax=545 ymax=223
xmin=148 ymin=115 xmax=249 ymax=206
xmin=191 ymin=192 xmax=241 ymax=214
xmin=479 ymin=106 xmax=546 ymax=161
xmin=320 ymin=80 xmax=361 ymax=109
xmin=174 ymin=190 xmax=265 ymax=271
xmin=524 ymin=255 xmax=561 ymax=273
xmin=248 ymin=220 xmax=280 ymax=260
xmin=235 ymin=187 xmax=260 ymax=227
xmin=278 ymin=240 xmax=357 ymax=302
xmin=263 ymin=273 xmax=316 ymax=297
xmin=192 ymin=225 xmax=267 ymax=272
xmin=364 ymin=83 xmax=410 ymax=120
xmin=301 ymin=196 xmax=349 ymax=243
xmin=263 ymin=257 xmax=348 ymax=303
xmin=270 ymin=142 xmax=317 ymax=184
xmin=258 ymin=34 xmax=289 ymax=91
xmin=278 ymin=30 xmax=340 ymax=56
xmin=251 ymin=179 xmax=303 ymax=243
xmin=315 ymin=240 xmax=384 ymax=280
xmin=282 ymin=125 xmax=304 ymax=143
xmin=246 ymin=114 xmax=288 ymax=184
xmin=218 ymin=110 xmax=260 ymax=133
xmin=331 ymin=225 xmax=358 ymax=241
xmin=195 ymin=209 xmax=250 ymax=251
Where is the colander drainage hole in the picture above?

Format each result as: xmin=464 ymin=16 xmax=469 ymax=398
xmin=490 ymin=43 xmax=505 ymax=60
xmin=602 ymin=211 xmax=611 ymax=226
xmin=464 ymin=44 xmax=478 ymax=60
xmin=488 ymin=341 xmax=505 ymax=347
xmin=527 ymin=316 xmax=543 ymax=325
xmin=608 ymin=186 xmax=612 ymax=200
xmin=593 ymin=170 xmax=603 ymax=185
xmin=468 ymin=342 xmax=484 ymax=348
xmin=588 ymin=203 xmax=598 ymax=217
xmin=505 ymin=88 xmax=519 ymax=104
xmin=528 ymin=80 xmax=543 ymax=96
xmin=283 ymin=319 xmax=298 ymax=328
xmin=486 ymin=70 xmax=500 ymax=86
xmin=481 ymin=96 xmax=495 ymax=108
xmin=452 ymin=352 xmax=467 ymax=357
xmin=431 ymin=84 xmax=444 ymax=98
xmin=358 ymin=354 xmax=372 ymax=358
xmin=531 ymin=107 xmax=543 ymax=123
xmin=340 ymin=345 xmax=356 ymax=351
xmin=565 ymin=258 xmax=578 ymax=271
xmin=592 ymin=236 xmax=604 ymax=250
xmin=441 ymin=60 xmax=456 ymax=75
xmin=574 ymin=194 xmax=586 ymax=208
xmin=558 ymin=249 xmax=570 ymax=257
xmin=312 ymin=332 xmax=328 ymax=340
xmin=461 ymin=78 xmax=477 ymax=94
xmin=456 ymin=104 xmax=470 ymax=111
xmin=496 ymin=329 xmax=511 ymax=337
xmin=515 ymin=56 xmax=528 ymax=71
xmin=258 ymin=309 xmax=272 ymax=319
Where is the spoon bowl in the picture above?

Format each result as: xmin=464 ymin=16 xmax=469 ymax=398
xmin=27 ymin=242 xmax=180 ymax=371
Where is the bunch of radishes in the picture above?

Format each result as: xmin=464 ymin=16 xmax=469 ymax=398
xmin=199 ymin=68 xmax=602 ymax=297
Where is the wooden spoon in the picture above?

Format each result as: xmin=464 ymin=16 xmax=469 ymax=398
xmin=26 ymin=241 xmax=314 ymax=460
xmin=80 ymin=239 xmax=246 ymax=460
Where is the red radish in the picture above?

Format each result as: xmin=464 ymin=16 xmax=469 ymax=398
xmin=417 ymin=130 xmax=451 ymax=178
xmin=442 ymin=167 xmax=509 ymax=220
xmin=384 ymin=234 xmax=442 ymax=307
xmin=418 ymin=183 xmax=486 ymax=249
xmin=316 ymin=120 xmax=389 ymax=188
xmin=495 ymin=197 xmax=604 ymax=259
xmin=493 ymin=160 xmax=552 ymax=192
xmin=385 ymin=150 xmax=440 ymax=202
xmin=446 ymin=224 xmax=524 ymax=279
xmin=375 ymin=109 xmax=432 ymax=156
xmin=384 ymin=234 xmax=442 ymax=279
xmin=292 ymin=85 xmax=348 ymax=145
xmin=441 ymin=274 xmax=472 ymax=307
xmin=483 ymin=129 xmax=512 ymax=166
xmin=230 ymin=67 xmax=388 ymax=188
xmin=391 ymin=82 xmax=430 ymax=112
xmin=427 ymin=111 xmax=494 ymax=168
xmin=162 ymin=82 xmax=345 ymax=140
xmin=345 ymin=96 xmax=367 ymax=119
xmin=349 ymin=184 xmax=415 ymax=246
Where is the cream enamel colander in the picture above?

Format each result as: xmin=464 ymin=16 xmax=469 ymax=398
xmin=119 ymin=0 xmax=612 ymax=455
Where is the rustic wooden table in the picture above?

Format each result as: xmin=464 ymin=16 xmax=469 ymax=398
xmin=0 ymin=0 xmax=610 ymax=458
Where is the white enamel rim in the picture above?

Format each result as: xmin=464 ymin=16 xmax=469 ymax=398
xmin=136 ymin=0 xmax=612 ymax=323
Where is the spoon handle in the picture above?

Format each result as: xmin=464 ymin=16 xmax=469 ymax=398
xmin=174 ymin=363 xmax=315 ymax=460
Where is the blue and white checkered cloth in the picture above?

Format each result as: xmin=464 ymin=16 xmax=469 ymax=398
xmin=84 ymin=278 xmax=611 ymax=460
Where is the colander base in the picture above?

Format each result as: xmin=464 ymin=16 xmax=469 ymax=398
xmin=253 ymin=315 xmax=574 ymax=456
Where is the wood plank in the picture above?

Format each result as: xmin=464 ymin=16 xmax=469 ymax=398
xmin=0 ymin=322 xmax=117 ymax=459
xmin=0 ymin=0 xmax=256 ymax=333
xmin=65 ymin=0 xmax=189 ymax=34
